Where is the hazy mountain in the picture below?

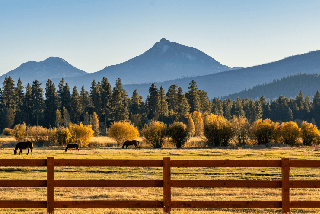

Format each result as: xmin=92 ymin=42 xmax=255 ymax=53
xmin=222 ymin=73 xmax=320 ymax=101
xmin=55 ymin=38 xmax=236 ymax=88
xmin=0 ymin=57 xmax=87 ymax=84
xmin=123 ymin=50 xmax=320 ymax=99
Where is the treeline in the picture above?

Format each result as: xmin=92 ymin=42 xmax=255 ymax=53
xmin=1 ymin=76 xmax=320 ymax=132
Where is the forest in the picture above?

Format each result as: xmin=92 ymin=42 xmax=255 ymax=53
xmin=1 ymin=75 xmax=320 ymax=134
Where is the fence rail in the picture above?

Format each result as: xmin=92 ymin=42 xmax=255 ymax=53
xmin=0 ymin=157 xmax=320 ymax=213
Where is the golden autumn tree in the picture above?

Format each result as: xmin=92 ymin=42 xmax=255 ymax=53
xmin=249 ymin=119 xmax=276 ymax=145
xmin=192 ymin=111 xmax=204 ymax=136
xmin=13 ymin=123 xmax=27 ymax=141
xmin=108 ymin=121 xmax=140 ymax=146
xmin=231 ymin=115 xmax=250 ymax=146
xmin=91 ymin=112 xmax=100 ymax=136
xmin=280 ymin=121 xmax=300 ymax=146
xmin=300 ymin=121 xmax=320 ymax=146
xmin=141 ymin=120 xmax=166 ymax=148
xmin=187 ymin=113 xmax=195 ymax=136
xmin=204 ymin=113 xmax=233 ymax=147
xmin=69 ymin=123 xmax=94 ymax=147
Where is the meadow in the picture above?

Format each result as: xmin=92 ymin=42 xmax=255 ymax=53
xmin=1 ymin=136 xmax=320 ymax=213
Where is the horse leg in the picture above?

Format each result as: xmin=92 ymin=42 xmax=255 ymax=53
xmin=19 ymin=149 xmax=22 ymax=155
xmin=27 ymin=148 xmax=29 ymax=155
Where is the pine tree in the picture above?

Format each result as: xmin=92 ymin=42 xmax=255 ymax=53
xmin=166 ymin=84 xmax=178 ymax=114
xmin=176 ymin=87 xmax=190 ymax=121
xmin=100 ymin=77 xmax=112 ymax=126
xmin=57 ymin=78 xmax=71 ymax=113
xmin=129 ymin=89 xmax=142 ymax=127
xmin=70 ymin=86 xmax=81 ymax=124
xmin=198 ymin=90 xmax=211 ymax=113
xmin=79 ymin=86 xmax=90 ymax=119
xmin=146 ymin=83 xmax=159 ymax=120
xmin=89 ymin=80 xmax=101 ymax=116
xmin=31 ymin=80 xmax=44 ymax=126
xmin=313 ymin=91 xmax=320 ymax=125
xmin=212 ymin=98 xmax=223 ymax=116
xmin=91 ymin=112 xmax=99 ymax=136
xmin=14 ymin=78 xmax=24 ymax=124
xmin=232 ymin=98 xmax=245 ymax=117
xmin=2 ymin=76 xmax=15 ymax=109
xmin=111 ymin=78 xmax=129 ymax=121
xmin=23 ymin=83 xmax=33 ymax=125
xmin=158 ymin=86 xmax=169 ymax=122
xmin=186 ymin=80 xmax=200 ymax=113
xmin=223 ymin=98 xmax=233 ymax=120
xmin=62 ymin=107 xmax=70 ymax=128
xmin=55 ymin=109 xmax=62 ymax=127
xmin=44 ymin=79 xmax=58 ymax=128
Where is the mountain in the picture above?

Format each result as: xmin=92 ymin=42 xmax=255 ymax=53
xmin=55 ymin=38 xmax=236 ymax=88
xmin=222 ymin=73 xmax=320 ymax=101
xmin=123 ymin=50 xmax=320 ymax=99
xmin=0 ymin=57 xmax=87 ymax=84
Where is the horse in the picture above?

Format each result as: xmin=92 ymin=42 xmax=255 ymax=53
xmin=14 ymin=141 xmax=33 ymax=155
xmin=122 ymin=140 xmax=139 ymax=149
xmin=65 ymin=143 xmax=79 ymax=152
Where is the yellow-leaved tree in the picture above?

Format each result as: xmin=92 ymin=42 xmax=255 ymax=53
xmin=249 ymin=119 xmax=277 ymax=145
xmin=142 ymin=120 xmax=166 ymax=148
xmin=300 ymin=121 xmax=320 ymax=146
xmin=192 ymin=111 xmax=204 ymax=136
xmin=69 ymin=123 xmax=94 ymax=147
xmin=108 ymin=121 xmax=140 ymax=146
xmin=204 ymin=113 xmax=233 ymax=147
xmin=231 ymin=115 xmax=250 ymax=146
xmin=13 ymin=123 xmax=27 ymax=141
xmin=186 ymin=113 xmax=195 ymax=136
xmin=280 ymin=121 xmax=300 ymax=146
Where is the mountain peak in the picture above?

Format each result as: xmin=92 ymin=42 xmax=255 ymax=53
xmin=160 ymin=38 xmax=170 ymax=43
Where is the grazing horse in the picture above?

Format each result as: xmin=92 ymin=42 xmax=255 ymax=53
xmin=14 ymin=141 xmax=33 ymax=155
xmin=65 ymin=143 xmax=79 ymax=152
xmin=122 ymin=140 xmax=139 ymax=149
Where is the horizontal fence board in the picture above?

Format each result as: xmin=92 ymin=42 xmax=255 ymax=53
xmin=291 ymin=180 xmax=320 ymax=188
xmin=54 ymin=159 xmax=163 ymax=167
xmin=0 ymin=180 xmax=46 ymax=187
xmin=172 ymin=201 xmax=282 ymax=208
xmin=290 ymin=160 xmax=320 ymax=168
xmin=171 ymin=160 xmax=281 ymax=168
xmin=291 ymin=201 xmax=320 ymax=208
xmin=171 ymin=180 xmax=282 ymax=188
xmin=55 ymin=180 xmax=163 ymax=187
xmin=0 ymin=201 xmax=47 ymax=208
xmin=0 ymin=159 xmax=47 ymax=166
xmin=54 ymin=200 xmax=163 ymax=208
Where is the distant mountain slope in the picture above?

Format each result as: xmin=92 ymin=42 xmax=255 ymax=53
xmin=0 ymin=57 xmax=87 ymax=84
xmin=222 ymin=73 xmax=320 ymax=100
xmin=56 ymin=38 xmax=235 ymax=88
xmin=123 ymin=50 xmax=320 ymax=99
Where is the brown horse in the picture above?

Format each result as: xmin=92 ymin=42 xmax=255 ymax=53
xmin=14 ymin=141 xmax=33 ymax=155
xmin=65 ymin=143 xmax=79 ymax=152
xmin=122 ymin=140 xmax=139 ymax=149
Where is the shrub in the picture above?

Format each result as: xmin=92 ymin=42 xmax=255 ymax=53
xmin=204 ymin=114 xmax=233 ymax=147
xmin=55 ymin=127 xmax=71 ymax=145
xmin=249 ymin=119 xmax=276 ymax=145
xmin=2 ymin=128 xmax=13 ymax=136
xmin=27 ymin=126 xmax=48 ymax=145
xmin=167 ymin=122 xmax=189 ymax=148
xmin=280 ymin=121 xmax=300 ymax=146
xmin=300 ymin=121 xmax=320 ymax=146
xmin=69 ymin=123 xmax=94 ymax=147
xmin=12 ymin=123 xmax=27 ymax=141
xmin=142 ymin=120 xmax=167 ymax=148
xmin=108 ymin=121 xmax=140 ymax=145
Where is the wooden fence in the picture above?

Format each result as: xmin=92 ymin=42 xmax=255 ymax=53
xmin=1 ymin=157 xmax=320 ymax=213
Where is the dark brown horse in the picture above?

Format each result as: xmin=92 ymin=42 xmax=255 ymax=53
xmin=122 ymin=140 xmax=139 ymax=149
xmin=14 ymin=141 xmax=33 ymax=155
xmin=65 ymin=143 xmax=79 ymax=152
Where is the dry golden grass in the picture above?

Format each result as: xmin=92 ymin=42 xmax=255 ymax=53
xmin=1 ymin=136 xmax=320 ymax=213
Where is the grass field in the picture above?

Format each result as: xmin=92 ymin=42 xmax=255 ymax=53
xmin=1 ymin=136 xmax=320 ymax=213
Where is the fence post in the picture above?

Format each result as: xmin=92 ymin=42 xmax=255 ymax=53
xmin=281 ymin=158 xmax=290 ymax=213
xmin=47 ymin=157 xmax=54 ymax=213
xmin=163 ymin=157 xmax=171 ymax=213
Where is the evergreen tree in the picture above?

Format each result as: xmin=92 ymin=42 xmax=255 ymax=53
xmin=0 ymin=89 xmax=6 ymax=131
xmin=31 ymin=80 xmax=44 ymax=126
xmin=44 ymin=79 xmax=58 ymax=128
xmin=212 ymin=97 xmax=223 ymax=116
xmin=176 ymin=87 xmax=190 ymax=121
xmin=129 ymin=89 xmax=142 ymax=127
xmin=166 ymin=84 xmax=178 ymax=114
xmin=100 ymin=77 xmax=112 ymax=125
xmin=198 ymin=90 xmax=211 ymax=113
xmin=23 ymin=83 xmax=33 ymax=125
xmin=186 ymin=80 xmax=200 ymax=113
xmin=14 ymin=78 xmax=24 ymax=124
xmin=70 ymin=86 xmax=81 ymax=124
xmin=111 ymin=78 xmax=129 ymax=121
xmin=232 ymin=98 xmax=245 ymax=117
xmin=89 ymin=80 xmax=101 ymax=116
xmin=2 ymin=76 xmax=15 ymax=109
xmin=312 ymin=91 xmax=320 ymax=125
xmin=158 ymin=86 xmax=169 ymax=122
xmin=57 ymin=78 xmax=71 ymax=113
xmin=223 ymin=98 xmax=233 ymax=120
xmin=146 ymin=83 xmax=159 ymax=120
xmin=79 ymin=86 xmax=90 ymax=119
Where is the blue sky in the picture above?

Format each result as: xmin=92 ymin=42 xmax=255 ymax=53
xmin=1 ymin=0 xmax=320 ymax=75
